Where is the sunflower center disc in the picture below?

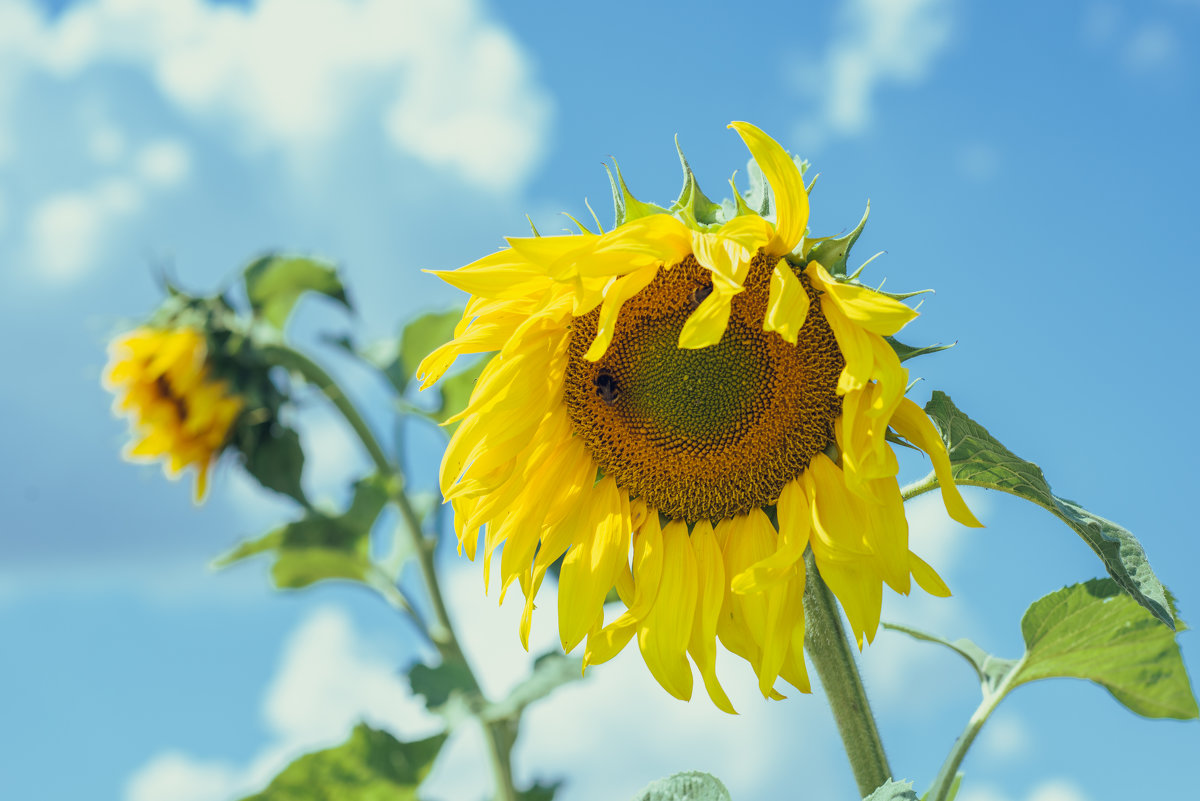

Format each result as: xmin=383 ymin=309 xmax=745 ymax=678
xmin=564 ymin=251 xmax=846 ymax=522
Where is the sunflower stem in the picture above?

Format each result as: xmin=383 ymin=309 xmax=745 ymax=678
xmin=900 ymin=469 xmax=938 ymax=501
xmin=262 ymin=342 xmax=519 ymax=801
xmin=803 ymin=550 xmax=892 ymax=797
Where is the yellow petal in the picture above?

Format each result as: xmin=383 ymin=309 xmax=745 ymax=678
xmin=909 ymin=551 xmax=951 ymax=598
xmin=728 ymin=121 xmax=809 ymax=255
xmin=889 ymin=397 xmax=983 ymax=528
xmin=585 ymin=514 xmax=666 ymax=667
xmin=637 ymin=520 xmax=697 ymax=701
xmin=558 ymin=476 xmax=631 ymax=652
xmin=764 ymin=259 xmax=810 ymax=344
xmin=678 ymin=275 xmax=739 ymax=350
xmin=809 ymin=261 xmax=918 ymax=336
xmin=584 ymin=264 xmax=660 ymax=361
xmin=686 ymin=521 xmax=736 ymax=714
xmin=732 ymin=478 xmax=811 ymax=594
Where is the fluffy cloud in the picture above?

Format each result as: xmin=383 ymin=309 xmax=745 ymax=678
xmin=124 ymin=606 xmax=440 ymax=801
xmin=791 ymin=0 xmax=955 ymax=146
xmin=959 ymin=778 xmax=1092 ymax=801
xmin=0 ymin=0 xmax=550 ymax=192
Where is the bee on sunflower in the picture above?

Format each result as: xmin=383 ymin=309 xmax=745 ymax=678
xmin=418 ymin=121 xmax=981 ymax=712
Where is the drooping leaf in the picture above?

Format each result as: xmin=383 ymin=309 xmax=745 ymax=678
xmin=882 ymin=623 xmax=1018 ymax=694
xmin=483 ymin=650 xmax=586 ymax=722
xmin=239 ymin=423 xmax=307 ymax=505
xmin=923 ymin=391 xmax=1174 ymax=629
xmin=1012 ymin=579 xmax=1198 ymax=719
xmin=239 ymin=723 xmax=446 ymax=801
xmin=864 ymin=778 xmax=920 ymax=801
xmin=243 ymin=254 xmax=350 ymax=331
xmin=215 ymin=474 xmax=390 ymax=589
xmin=632 ymin=771 xmax=732 ymax=801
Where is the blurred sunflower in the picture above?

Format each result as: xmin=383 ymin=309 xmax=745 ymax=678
xmin=419 ymin=122 xmax=980 ymax=712
xmin=104 ymin=327 xmax=243 ymax=501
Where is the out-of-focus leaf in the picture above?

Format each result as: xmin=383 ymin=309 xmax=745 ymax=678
xmin=632 ymin=771 xmax=731 ymax=801
xmin=239 ymin=423 xmax=306 ymax=505
xmin=1012 ymin=579 xmax=1198 ymax=719
xmin=215 ymin=474 xmax=390 ymax=589
xmin=483 ymin=650 xmax=586 ymax=722
xmin=243 ymin=254 xmax=349 ymax=331
xmin=408 ymin=660 xmax=477 ymax=712
xmin=238 ymin=723 xmax=446 ymax=801
xmin=519 ymin=781 xmax=563 ymax=801
xmin=924 ymin=391 xmax=1174 ymax=629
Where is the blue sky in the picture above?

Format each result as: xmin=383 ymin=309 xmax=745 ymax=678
xmin=1 ymin=1 xmax=1198 ymax=800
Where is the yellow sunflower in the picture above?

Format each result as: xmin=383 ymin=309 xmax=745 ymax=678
xmin=104 ymin=327 xmax=243 ymax=501
xmin=418 ymin=122 xmax=980 ymax=712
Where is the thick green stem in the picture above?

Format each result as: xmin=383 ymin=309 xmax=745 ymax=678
xmin=900 ymin=470 xmax=938 ymax=502
xmin=803 ymin=550 xmax=892 ymax=798
xmin=265 ymin=342 xmax=517 ymax=801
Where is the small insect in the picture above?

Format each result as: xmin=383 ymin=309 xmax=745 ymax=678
xmin=594 ymin=368 xmax=620 ymax=404
xmin=689 ymin=282 xmax=713 ymax=310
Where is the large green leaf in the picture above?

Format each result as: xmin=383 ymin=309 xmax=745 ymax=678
xmin=215 ymin=474 xmax=390 ymax=589
xmin=864 ymin=779 xmax=919 ymax=801
xmin=1012 ymin=579 xmax=1198 ymax=719
xmin=632 ymin=771 xmax=731 ymax=801
xmin=923 ymin=391 xmax=1174 ymax=629
xmin=243 ymin=254 xmax=350 ymax=331
xmin=239 ymin=723 xmax=446 ymax=801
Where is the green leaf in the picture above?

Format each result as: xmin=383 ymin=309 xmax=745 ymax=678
xmin=632 ymin=771 xmax=731 ymax=801
xmin=483 ymin=650 xmax=586 ymax=722
xmin=215 ymin=474 xmax=390 ymax=589
xmin=239 ymin=723 xmax=446 ymax=801
xmin=923 ymin=391 xmax=1174 ymax=629
xmin=408 ymin=659 xmax=477 ymax=712
xmin=519 ymin=781 xmax=563 ymax=801
xmin=239 ymin=423 xmax=307 ymax=505
xmin=243 ymin=254 xmax=350 ymax=331
xmin=865 ymin=779 xmax=919 ymax=801
xmin=883 ymin=623 xmax=1018 ymax=694
xmin=1012 ymin=579 xmax=1198 ymax=719
xmin=400 ymin=310 xmax=463 ymax=389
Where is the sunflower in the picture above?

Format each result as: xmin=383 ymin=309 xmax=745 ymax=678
xmin=104 ymin=327 xmax=243 ymax=501
xmin=418 ymin=122 xmax=980 ymax=711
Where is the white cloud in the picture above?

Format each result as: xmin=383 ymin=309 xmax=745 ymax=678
xmin=792 ymin=0 xmax=954 ymax=146
xmin=976 ymin=712 xmax=1031 ymax=762
xmin=959 ymin=778 xmax=1092 ymax=801
xmin=1122 ymin=22 xmax=1180 ymax=72
xmin=0 ymin=0 xmax=551 ymax=192
xmin=124 ymin=605 xmax=441 ymax=801
xmin=88 ymin=124 xmax=127 ymax=165
xmin=136 ymin=140 xmax=192 ymax=188
xmin=28 ymin=189 xmax=129 ymax=282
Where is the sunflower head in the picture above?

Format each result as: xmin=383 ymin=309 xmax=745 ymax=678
xmin=419 ymin=122 xmax=981 ymax=711
xmin=104 ymin=325 xmax=243 ymax=501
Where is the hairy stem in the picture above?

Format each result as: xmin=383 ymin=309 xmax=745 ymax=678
xmin=803 ymin=550 xmax=892 ymax=798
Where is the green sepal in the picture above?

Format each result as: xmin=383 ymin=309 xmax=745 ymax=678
xmin=242 ymin=254 xmax=350 ymax=332
xmin=864 ymin=779 xmax=920 ymax=801
xmin=668 ymin=136 xmax=724 ymax=228
xmin=608 ymin=159 xmax=669 ymax=227
xmin=924 ymin=391 xmax=1175 ymax=629
xmin=213 ymin=473 xmax=392 ymax=589
xmin=237 ymin=723 xmax=447 ymax=801
xmin=887 ymin=336 xmax=956 ymax=363
xmin=744 ymin=158 xmax=771 ymax=218
xmin=806 ymin=202 xmax=869 ymax=277
xmin=632 ymin=771 xmax=731 ymax=801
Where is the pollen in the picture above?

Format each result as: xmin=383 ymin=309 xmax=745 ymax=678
xmin=563 ymin=250 xmax=845 ymax=522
